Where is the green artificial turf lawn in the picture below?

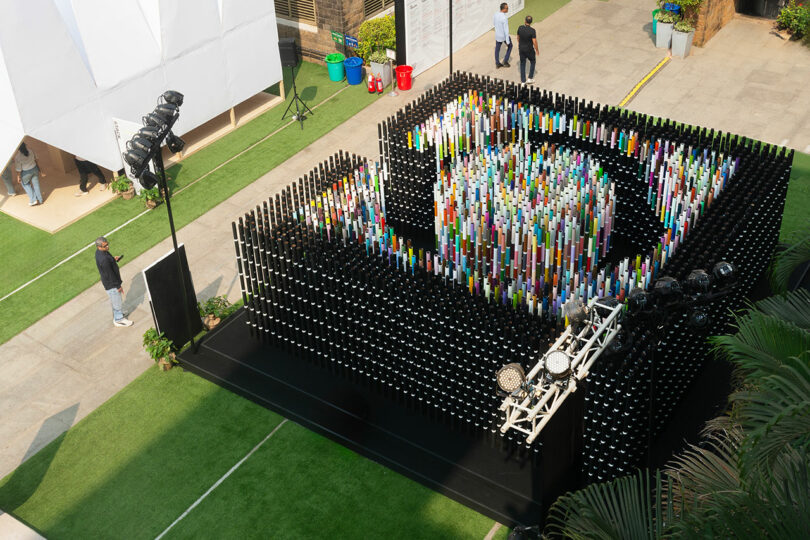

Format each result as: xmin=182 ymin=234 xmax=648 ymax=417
xmin=781 ymin=150 xmax=810 ymax=241
xmin=0 ymin=368 xmax=507 ymax=539
xmin=0 ymin=62 xmax=382 ymax=345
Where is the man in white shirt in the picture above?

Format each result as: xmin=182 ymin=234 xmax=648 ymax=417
xmin=493 ymin=3 xmax=512 ymax=69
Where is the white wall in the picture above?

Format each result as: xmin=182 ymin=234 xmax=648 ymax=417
xmin=0 ymin=0 xmax=283 ymax=171
xmin=404 ymin=0 xmax=524 ymax=77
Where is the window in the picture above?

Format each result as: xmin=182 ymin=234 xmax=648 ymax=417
xmin=364 ymin=0 xmax=394 ymax=18
xmin=275 ymin=0 xmax=316 ymax=25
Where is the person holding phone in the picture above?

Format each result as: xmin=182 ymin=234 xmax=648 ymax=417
xmin=95 ymin=236 xmax=133 ymax=327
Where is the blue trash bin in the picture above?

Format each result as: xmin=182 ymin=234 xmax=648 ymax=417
xmin=344 ymin=56 xmax=363 ymax=85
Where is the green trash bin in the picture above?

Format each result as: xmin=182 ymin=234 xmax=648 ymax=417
xmin=325 ymin=53 xmax=346 ymax=82
xmin=652 ymin=9 xmax=660 ymax=35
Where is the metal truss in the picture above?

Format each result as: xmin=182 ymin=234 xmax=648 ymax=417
xmin=499 ymin=298 xmax=624 ymax=444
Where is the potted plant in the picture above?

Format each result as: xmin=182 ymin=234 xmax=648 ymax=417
xmin=143 ymin=328 xmax=176 ymax=371
xmin=198 ymin=295 xmax=235 ymax=331
xmin=110 ymin=175 xmax=135 ymax=200
xmin=655 ymin=10 xmax=678 ymax=49
xmin=368 ymin=50 xmax=392 ymax=89
xmin=672 ymin=19 xmax=695 ymax=57
xmin=140 ymin=186 xmax=162 ymax=208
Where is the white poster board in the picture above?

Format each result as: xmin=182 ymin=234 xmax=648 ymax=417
xmin=112 ymin=118 xmax=147 ymax=193
xmin=404 ymin=0 xmax=524 ymax=77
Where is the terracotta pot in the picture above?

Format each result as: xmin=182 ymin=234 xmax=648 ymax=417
xmin=146 ymin=199 xmax=158 ymax=209
xmin=203 ymin=315 xmax=221 ymax=331
xmin=121 ymin=188 xmax=135 ymax=200
xmin=158 ymin=352 xmax=176 ymax=371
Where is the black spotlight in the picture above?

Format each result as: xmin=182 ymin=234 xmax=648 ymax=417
xmin=137 ymin=126 xmax=161 ymax=141
xmin=153 ymin=103 xmax=179 ymax=123
xmin=143 ymin=112 xmax=168 ymax=128
xmin=713 ymin=261 xmax=736 ymax=284
xmin=685 ymin=269 xmax=711 ymax=295
xmin=128 ymin=136 xmax=155 ymax=153
xmin=688 ymin=308 xmax=711 ymax=328
xmin=123 ymin=147 xmax=149 ymax=170
xmin=140 ymin=170 xmax=160 ymax=190
xmin=562 ymin=300 xmax=587 ymax=328
xmin=161 ymin=90 xmax=184 ymax=107
xmin=594 ymin=296 xmax=623 ymax=322
xmin=627 ymin=288 xmax=652 ymax=313
xmin=166 ymin=132 xmax=185 ymax=153
xmin=654 ymin=276 xmax=682 ymax=304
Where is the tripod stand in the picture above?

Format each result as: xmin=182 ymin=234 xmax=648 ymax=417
xmin=282 ymin=63 xmax=313 ymax=130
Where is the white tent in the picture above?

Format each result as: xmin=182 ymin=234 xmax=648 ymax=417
xmin=0 ymin=0 xmax=283 ymax=171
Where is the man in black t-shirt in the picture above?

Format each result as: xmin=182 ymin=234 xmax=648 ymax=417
xmin=95 ymin=236 xmax=133 ymax=327
xmin=517 ymin=16 xmax=540 ymax=84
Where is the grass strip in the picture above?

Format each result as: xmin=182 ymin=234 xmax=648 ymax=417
xmin=0 ymin=368 xmax=507 ymax=539
xmin=0 ymin=64 xmax=381 ymax=345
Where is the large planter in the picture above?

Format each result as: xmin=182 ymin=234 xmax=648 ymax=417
xmin=671 ymin=29 xmax=695 ymax=58
xmin=656 ymin=22 xmax=674 ymax=48
xmin=370 ymin=61 xmax=392 ymax=89
xmin=121 ymin=187 xmax=135 ymax=200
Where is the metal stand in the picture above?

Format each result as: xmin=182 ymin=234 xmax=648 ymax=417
xmin=388 ymin=58 xmax=398 ymax=97
xmin=154 ymin=152 xmax=198 ymax=353
xmin=281 ymin=64 xmax=313 ymax=130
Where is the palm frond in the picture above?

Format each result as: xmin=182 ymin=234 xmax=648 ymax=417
xmin=710 ymin=310 xmax=810 ymax=384
xmin=545 ymin=470 xmax=675 ymax=540
xmin=753 ymin=289 xmax=810 ymax=331
xmin=769 ymin=233 xmax=810 ymax=294
xmin=732 ymin=356 xmax=810 ymax=475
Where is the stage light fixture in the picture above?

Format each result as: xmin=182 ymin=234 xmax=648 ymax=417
xmin=594 ymin=296 xmax=622 ymax=322
xmin=562 ymin=300 xmax=587 ymax=327
xmin=137 ymin=126 xmax=161 ymax=141
xmin=496 ymin=363 xmax=526 ymax=394
xmin=713 ymin=261 xmax=736 ymax=284
xmin=161 ymin=90 xmax=184 ymax=107
xmin=127 ymin=136 xmax=154 ymax=153
xmin=166 ymin=132 xmax=185 ymax=153
xmin=123 ymin=148 xmax=149 ymax=170
xmin=153 ymin=103 xmax=179 ymax=123
xmin=627 ymin=288 xmax=652 ymax=313
xmin=685 ymin=269 xmax=711 ymax=294
xmin=143 ymin=112 xmax=168 ymax=128
xmin=689 ymin=308 xmax=710 ymax=328
xmin=544 ymin=350 xmax=572 ymax=380
xmin=654 ymin=276 xmax=682 ymax=304
xmin=140 ymin=170 xmax=160 ymax=190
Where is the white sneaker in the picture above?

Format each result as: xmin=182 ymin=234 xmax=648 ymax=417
xmin=114 ymin=318 xmax=134 ymax=327
xmin=74 ymin=190 xmax=88 ymax=197
xmin=527 ymin=78 xmax=535 ymax=84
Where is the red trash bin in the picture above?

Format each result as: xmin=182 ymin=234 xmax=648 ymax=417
xmin=395 ymin=65 xmax=413 ymax=91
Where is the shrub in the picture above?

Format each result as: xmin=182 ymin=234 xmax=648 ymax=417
xmin=109 ymin=175 xmax=133 ymax=193
xmin=656 ymin=10 xmax=678 ymax=24
xmin=368 ymin=50 xmax=389 ymax=64
xmin=357 ymin=15 xmax=395 ymax=64
xmin=675 ymin=19 xmax=694 ymax=32
xmin=777 ymin=0 xmax=810 ymax=38
xmin=198 ymin=295 xmax=236 ymax=319
xmin=142 ymin=328 xmax=175 ymax=363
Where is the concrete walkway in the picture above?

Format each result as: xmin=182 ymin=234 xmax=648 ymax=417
xmin=2 ymin=0 xmax=808 ymax=505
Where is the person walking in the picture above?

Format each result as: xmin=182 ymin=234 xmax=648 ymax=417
xmin=14 ymin=143 xmax=45 ymax=206
xmin=493 ymin=3 xmax=512 ymax=69
xmin=74 ymin=156 xmax=107 ymax=196
xmin=95 ymin=236 xmax=133 ymax=327
xmin=517 ymin=15 xmax=540 ymax=84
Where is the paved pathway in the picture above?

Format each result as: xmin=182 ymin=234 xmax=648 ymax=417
xmin=2 ymin=0 xmax=809 ymax=525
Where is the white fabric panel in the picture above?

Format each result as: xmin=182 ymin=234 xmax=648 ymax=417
xmin=164 ymin=40 xmax=231 ymax=135
xmin=221 ymin=0 xmax=275 ymax=31
xmin=222 ymin=17 xmax=282 ymax=108
xmin=159 ymin=0 xmax=222 ymax=61
xmin=0 ymin=0 xmax=283 ymax=172
xmin=70 ymin=0 xmax=162 ymax=89
xmin=0 ymin=0 xmax=98 ymax=132
xmin=405 ymin=0 xmax=524 ymax=77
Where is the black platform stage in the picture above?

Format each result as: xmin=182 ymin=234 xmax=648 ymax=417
xmin=179 ymin=310 xmax=582 ymax=526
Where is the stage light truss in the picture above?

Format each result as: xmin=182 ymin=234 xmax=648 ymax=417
xmin=499 ymin=298 xmax=624 ymax=444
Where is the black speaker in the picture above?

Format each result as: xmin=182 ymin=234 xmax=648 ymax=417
xmin=279 ymin=38 xmax=300 ymax=68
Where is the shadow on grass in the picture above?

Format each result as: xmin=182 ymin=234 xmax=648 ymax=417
xmin=0 ymin=403 xmax=78 ymax=520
